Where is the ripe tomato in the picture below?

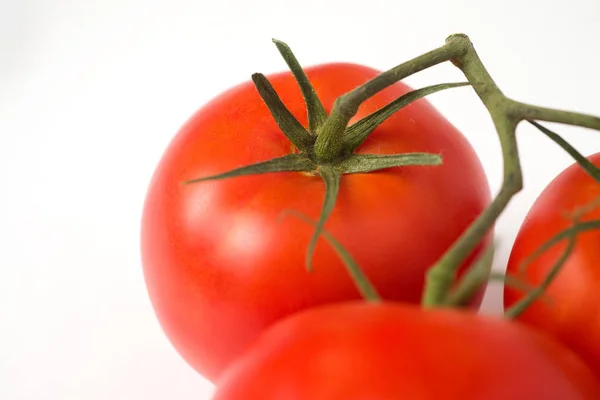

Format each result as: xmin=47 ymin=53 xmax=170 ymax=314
xmin=211 ymin=302 xmax=599 ymax=400
xmin=141 ymin=62 xmax=491 ymax=381
xmin=504 ymin=152 xmax=600 ymax=376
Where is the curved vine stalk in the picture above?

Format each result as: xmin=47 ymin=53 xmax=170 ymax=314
xmin=310 ymin=33 xmax=600 ymax=306
xmin=185 ymin=33 xmax=600 ymax=309
xmin=285 ymin=33 xmax=600 ymax=307
xmin=333 ymin=34 xmax=600 ymax=306
xmin=446 ymin=121 xmax=600 ymax=309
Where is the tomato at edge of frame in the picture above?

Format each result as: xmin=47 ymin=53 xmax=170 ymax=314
xmin=140 ymin=61 xmax=492 ymax=381
xmin=504 ymin=151 xmax=600 ymax=378
xmin=211 ymin=301 xmax=600 ymax=400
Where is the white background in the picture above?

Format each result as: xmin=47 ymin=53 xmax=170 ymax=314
xmin=1 ymin=0 xmax=599 ymax=399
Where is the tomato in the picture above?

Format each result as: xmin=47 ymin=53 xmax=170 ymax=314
xmin=504 ymin=152 xmax=600 ymax=377
xmin=211 ymin=302 xmax=599 ymax=399
xmin=140 ymin=62 xmax=491 ymax=381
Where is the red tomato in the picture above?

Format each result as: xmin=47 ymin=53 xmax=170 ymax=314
xmin=504 ymin=152 xmax=600 ymax=377
xmin=141 ymin=62 xmax=491 ymax=381
xmin=211 ymin=302 xmax=600 ymax=400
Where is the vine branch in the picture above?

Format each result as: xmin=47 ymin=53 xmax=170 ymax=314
xmin=311 ymin=33 xmax=600 ymax=306
xmin=416 ymin=34 xmax=600 ymax=306
xmin=184 ymin=33 xmax=600 ymax=309
xmin=297 ymin=33 xmax=600 ymax=306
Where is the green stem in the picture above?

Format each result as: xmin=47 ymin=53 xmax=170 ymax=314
xmin=518 ymin=102 xmax=600 ymax=131
xmin=444 ymin=240 xmax=495 ymax=307
xmin=419 ymin=34 xmax=600 ymax=307
xmin=185 ymin=34 xmax=600 ymax=309
xmin=422 ymin=35 xmax=524 ymax=305
xmin=313 ymin=41 xmax=463 ymax=163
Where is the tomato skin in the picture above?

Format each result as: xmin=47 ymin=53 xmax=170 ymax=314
xmin=211 ymin=302 xmax=599 ymax=400
xmin=141 ymin=62 xmax=491 ymax=381
xmin=504 ymin=152 xmax=600 ymax=377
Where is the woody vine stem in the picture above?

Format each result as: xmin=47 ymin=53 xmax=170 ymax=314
xmin=312 ymin=33 xmax=600 ymax=307
xmin=185 ymin=33 xmax=600 ymax=310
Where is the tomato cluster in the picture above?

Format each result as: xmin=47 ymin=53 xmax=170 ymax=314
xmin=141 ymin=39 xmax=600 ymax=399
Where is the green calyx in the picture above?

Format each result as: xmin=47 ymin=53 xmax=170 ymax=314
xmin=184 ymin=38 xmax=469 ymax=271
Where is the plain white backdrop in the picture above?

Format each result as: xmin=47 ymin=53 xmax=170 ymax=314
xmin=1 ymin=0 xmax=599 ymax=399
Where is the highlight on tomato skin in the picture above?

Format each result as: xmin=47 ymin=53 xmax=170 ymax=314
xmin=140 ymin=60 xmax=492 ymax=382
xmin=209 ymin=302 xmax=600 ymax=400
xmin=504 ymin=151 xmax=600 ymax=379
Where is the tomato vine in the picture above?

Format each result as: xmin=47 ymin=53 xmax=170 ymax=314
xmin=183 ymin=33 xmax=600 ymax=311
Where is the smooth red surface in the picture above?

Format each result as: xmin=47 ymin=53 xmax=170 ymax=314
xmin=504 ymin=152 xmax=600 ymax=377
xmin=211 ymin=302 xmax=600 ymax=400
xmin=140 ymin=62 xmax=491 ymax=381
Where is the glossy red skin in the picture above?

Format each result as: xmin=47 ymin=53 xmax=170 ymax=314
xmin=504 ymin=152 xmax=600 ymax=377
xmin=211 ymin=302 xmax=600 ymax=400
xmin=141 ymin=62 xmax=491 ymax=381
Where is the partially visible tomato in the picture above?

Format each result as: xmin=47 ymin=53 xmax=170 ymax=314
xmin=141 ymin=61 xmax=491 ymax=381
xmin=211 ymin=302 xmax=599 ymax=400
xmin=504 ymin=152 xmax=600 ymax=377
